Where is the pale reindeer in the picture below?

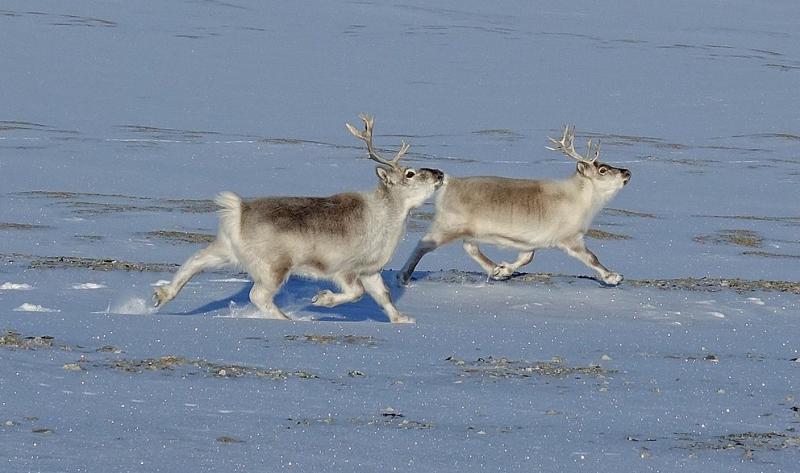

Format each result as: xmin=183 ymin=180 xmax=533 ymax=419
xmin=153 ymin=115 xmax=444 ymax=323
xmin=399 ymin=125 xmax=631 ymax=286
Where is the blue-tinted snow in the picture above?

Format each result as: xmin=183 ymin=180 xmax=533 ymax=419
xmin=1 ymin=1 xmax=799 ymax=472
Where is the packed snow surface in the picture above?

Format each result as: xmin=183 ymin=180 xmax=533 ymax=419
xmin=1 ymin=1 xmax=799 ymax=472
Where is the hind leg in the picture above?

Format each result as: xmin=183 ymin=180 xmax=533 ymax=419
xmin=312 ymin=272 xmax=364 ymax=308
xmin=248 ymin=262 xmax=292 ymax=320
xmin=249 ymin=282 xmax=291 ymax=320
xmin=154 ymin=240 xmax=231 ymax=308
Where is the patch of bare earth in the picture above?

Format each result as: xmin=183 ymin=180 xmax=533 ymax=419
xmin=446 ymin=356 xmax=613 ymax=380
xmin=28 ymin=255 xmax=178 ymax=272
xmin=694 ymin=229 xmax=763 ymax=248
xmin=586 ymin=229 xmax=632 ymax=240
xmin=141 ymin=230 xmax=215 ymax=244
xmin=74 ymin=355 xmax=318 ymax=380
xmin=680 ymin=430 xmax=800 ymax=460
xmin=422 ymin=270 xmax=800 ymax=295
xmin=0 ymin=222 xmax=52 ymax=231
xmin=284 ymin=334 xmax=377 ymax=346
xmin=286 ymin=408 xmax=434 ymax=431
xmin=742 ymin=250 xmax=800 ymax=260
xmin=0 ymin=331 xmax=55 ymax=350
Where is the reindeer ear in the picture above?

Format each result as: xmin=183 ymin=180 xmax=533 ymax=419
xmin=576 ymin=162 xmax=593 ymax=177
xmin=375 ymin=167 xmax=391 ymax=185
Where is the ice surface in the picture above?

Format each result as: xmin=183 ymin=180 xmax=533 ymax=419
xmin=1 ymin=1 xmax=799 ymax=472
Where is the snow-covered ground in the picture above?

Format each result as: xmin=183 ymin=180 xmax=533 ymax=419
xmin=1 ymin=1 xmax=799 ymax=471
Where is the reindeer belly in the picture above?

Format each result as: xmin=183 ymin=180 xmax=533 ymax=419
xmin=469 ymin=215 xmax=578 ymax=250
xmin=293 ymin=236 xmax=394 ymax=278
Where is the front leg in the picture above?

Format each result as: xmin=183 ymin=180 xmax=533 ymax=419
xmin=559 ymin=238 xmax=623 ymax=286
xmin=399 ymin=238 xmax=439 ymax=286
xmin=491 ymin=250 xmax=535 ymax=280
xmin=311 ymin=273 xmax=365 ymax=308
xmin=360 ymin=273 xmax=414 ymax=324
xmin=462 ymin=241 xmax=499 ymax=276
xmin=399 ymin=228 xmax=463 ymax=286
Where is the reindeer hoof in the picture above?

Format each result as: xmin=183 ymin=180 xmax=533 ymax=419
xmin=153 ymin=287 xmax=172 ymax=308
xmin=311 ymin=290 xmax=335 ymax=307
xmin=491 ymin=263 xmax=514 ymax=281
xmin=391 ymin=314 xmax=416 ymax=324
xmin=396 ymin=272 xmax=412 ymax=287
xmin=602 ymin=272 xmax=623 ymax=286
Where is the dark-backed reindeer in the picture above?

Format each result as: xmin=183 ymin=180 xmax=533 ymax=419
xmin=399 ymin=126 xmax=631 ymax=286
xmin=154 ymin=115 xmax=444 ymax=323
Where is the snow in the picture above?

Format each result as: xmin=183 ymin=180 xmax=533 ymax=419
xmin=1 ymin=0 xmax=799 ymax=472
xmin=71 ymin=283 xmax=107 ymax=290
xmin=102 ymin=296 xmax=157 ymax=317
xmin=0 ymin=283 xmax=32 ymax=291
xmin=12 ymin=304 xmax=59 ymax=313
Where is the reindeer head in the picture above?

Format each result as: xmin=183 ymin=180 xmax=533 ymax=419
xmin=547 ymin=125 xmax=631 ymax=197
xmin=347 ymin=115 xmax=445 ymax=209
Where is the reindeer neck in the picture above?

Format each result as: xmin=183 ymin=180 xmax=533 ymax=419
xmin=372 ymin=183 xmax=408 ymax=213
xmin=566 ymin=173 xmax=611 ymax=220
xmin=361 ymin=186 xmax=407 ymax=236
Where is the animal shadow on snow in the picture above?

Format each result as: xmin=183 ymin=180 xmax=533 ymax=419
xmin=180 ymin=271 xmax=407 ymax=323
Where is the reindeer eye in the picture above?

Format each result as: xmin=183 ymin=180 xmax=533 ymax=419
xmin=404 ymin=170 xmax=416 ymax=179
xmin=598 ymin=166 xmax=608 ymax=175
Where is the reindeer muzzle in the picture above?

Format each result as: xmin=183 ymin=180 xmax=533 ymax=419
xmin=424 ymin=168 xmax=445 ymax=188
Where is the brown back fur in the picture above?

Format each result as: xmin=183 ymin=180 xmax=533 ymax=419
xmin=241 ymin=193 xmax=366 ymax=238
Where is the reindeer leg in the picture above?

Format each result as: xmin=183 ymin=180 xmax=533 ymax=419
xmin=248 ymin=264 xmax=292 ymax=320
xmin=462 ymin=241 xmax=499 ymax=278
xmin=312 ymin=272 xmax=365 ymax=307
xmin=154 ymin=240 xmax=231 ymax=308
xmin=249 ymin=283 xmax=290 ymax=320
xmin=559 ymin=238 xmax=622 ymax=286
xmin=492 ymin=250 xmax=535 ymax=281
xmin=360 ymin=273 xmax=414 ymax=324
xmin=398 ymin=238 xmax=438 ymax=286
xmin=398 ymin=228 xmax=464 ymax=286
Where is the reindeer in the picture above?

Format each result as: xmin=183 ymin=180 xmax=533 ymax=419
xmin=153 ymin=115 xmax=444 ymax=323
xmin=398 ymin=125 xmax=631 ymax=286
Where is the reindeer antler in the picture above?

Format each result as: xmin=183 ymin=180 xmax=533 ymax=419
xmin=546 ymin=125 xmax=600 ymax=164
xmin=346 ymin=114 xmax=409 ymax=169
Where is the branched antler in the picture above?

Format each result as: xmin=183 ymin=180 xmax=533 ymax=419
xmin=346 ymin=114 xmax=409 ymax=169
xmin=546 ymin=125 xmax=600 ymax=164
